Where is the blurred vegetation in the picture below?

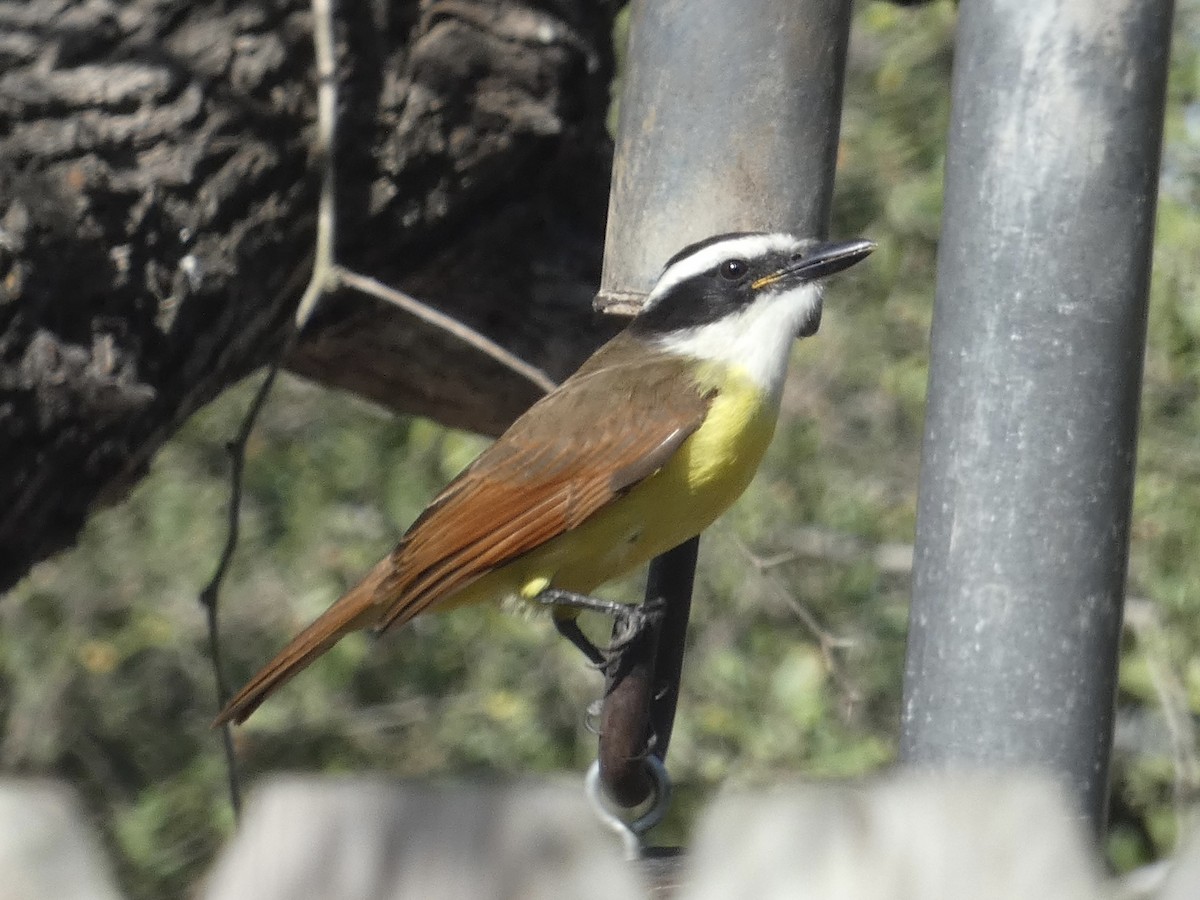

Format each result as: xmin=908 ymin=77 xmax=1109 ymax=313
xmin=4 ymin=1 xmax=1200 ymax=895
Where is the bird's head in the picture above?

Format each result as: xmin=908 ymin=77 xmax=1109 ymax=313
xmin=630 ymin=232 xmax=875 ymax=398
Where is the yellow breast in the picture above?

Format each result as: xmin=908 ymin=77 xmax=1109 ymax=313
xmin=507 ymin=362 xmax=779 ymax=597
xmin=673 ymin=362 xmax=778 ymax=495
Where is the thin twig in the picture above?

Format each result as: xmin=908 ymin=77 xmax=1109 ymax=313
xmin=742 ymin=526 xmax=913 ymax=577
xmin=199 ymin=358 xmax=284 ymax=819
xmin=295 ymin=0 xmax=339 ymax=329
xmin=202 ymin=0 xmax=557 ymax=823
xmin=200 ymin=0 xmax=338 ymax=822
xmin=733 ymin=537 xmax=854 ymax=648
xmin=336 ymin=266 xmax=558 ymax=394
xmin=733 ymin=537 xmax=862 ymax=711
xmin=293 ymin=0 xmax=556 ymax=396
xmin=1124 ymin=597 xmax=1200 ymax=833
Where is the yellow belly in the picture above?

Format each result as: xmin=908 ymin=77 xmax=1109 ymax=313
xmin=450 ymin=364 xmax=779 ymax=607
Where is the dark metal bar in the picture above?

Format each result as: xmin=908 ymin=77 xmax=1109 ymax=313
xmin=595 ymin=0 xmax=854 ymax=810
xmin=899 ymin=0 xmax=1175 ymax=831
xmin=597 ymin=536 xmax=699 ymax=808
xmin=597 ymin=578 xmax=664 ymax=808
xmin=644 ymin=537 xmax=699 ymax=762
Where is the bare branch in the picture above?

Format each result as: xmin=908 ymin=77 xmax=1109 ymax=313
xmin=732 ymin=537 xmax=862 ymax=713
xmin=1124 ymin=597 xmax=1200 ymax=830
xmin=293 ymin=0 xmax=558 ymax=393
xmin=199 ymin=360 xmax=284 ymax=819
xmin=295 ymin=0 xmax=340 ymax=329
xmin=742 ymin=526 xmax=913 ymax=577
xmin=203 ymin=0 xmax=336 ymax=819
xmin=336 ymin=267 xmax=557 ymax=395
xmin=201 ymin=0 xmax=563 ymax=820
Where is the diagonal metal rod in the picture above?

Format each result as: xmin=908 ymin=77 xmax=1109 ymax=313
xmin=598 ymin=537 xmax=698 ymax=807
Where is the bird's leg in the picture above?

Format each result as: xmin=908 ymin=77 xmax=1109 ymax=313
xmin=553 ymin=614 xmax=606 ymax=667
xmin=540 ymin=589 xmax=666 ymax=667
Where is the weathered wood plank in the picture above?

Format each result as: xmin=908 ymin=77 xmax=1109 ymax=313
xmin=680 ymin=774 xmax=1106 ymax=900
xmin=8 ymin=774 xmax=1200 ymax=897
xmin=199 ymin=777 xmax=641 ymax=900
xmin=0 ymin=780 xmax=123 ymax=900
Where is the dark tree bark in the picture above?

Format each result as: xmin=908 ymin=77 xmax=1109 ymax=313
xmin=0 ymin=0 xmax=621 ymax=592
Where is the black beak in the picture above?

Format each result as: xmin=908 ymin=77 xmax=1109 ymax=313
xmin=754 ymin=238 xmax=876 ymax=290
xmin=782 ymin=238 xmax=876 ymax=282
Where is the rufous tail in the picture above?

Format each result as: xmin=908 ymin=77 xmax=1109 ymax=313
xmin=212 ymin=564 xmax=389 ymax=727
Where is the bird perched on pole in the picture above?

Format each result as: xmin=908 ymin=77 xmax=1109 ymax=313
xmin=214 ymin=232 xmax=874 ymax=726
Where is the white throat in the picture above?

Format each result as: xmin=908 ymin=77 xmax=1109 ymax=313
xmin=652 ymin=282 xmax=823 ymax=404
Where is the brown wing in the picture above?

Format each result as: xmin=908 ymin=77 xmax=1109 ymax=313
xmin=372 ymin=337 xmax=714 ymax=630
xmin=213 ymin=336 xmax=713 ymax=726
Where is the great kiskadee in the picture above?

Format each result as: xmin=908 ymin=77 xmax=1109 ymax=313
xmin=214 ymin=232 xmax=875 ymax=726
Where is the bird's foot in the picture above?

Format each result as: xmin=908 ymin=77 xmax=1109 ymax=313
xmin=607 ymin=597 xmax=666 ymax=652
xmin=540 ymin=589 xmax=666 ymax=670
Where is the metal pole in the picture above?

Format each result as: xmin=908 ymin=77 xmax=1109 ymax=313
xmin=900 ymin=0 xmax=1174 ymax=830
xmin=597 ymin=0 xmax=852 ymax=312
xmin=595 ymin=0 xmax=854 ymax=810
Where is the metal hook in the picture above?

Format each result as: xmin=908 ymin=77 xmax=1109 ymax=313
xmin=584 ymin=756 xmax=672 ymax=859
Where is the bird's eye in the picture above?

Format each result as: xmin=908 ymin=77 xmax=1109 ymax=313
xmin=720 ymin=258 xmax=748 ymax=280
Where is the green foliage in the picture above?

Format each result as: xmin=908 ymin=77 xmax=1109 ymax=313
xmin=5 ymin=1 xmax=1200 ymax=895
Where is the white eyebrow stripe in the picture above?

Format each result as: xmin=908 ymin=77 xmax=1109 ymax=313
xmin=643 ymin=232 xmax=803 ymax=309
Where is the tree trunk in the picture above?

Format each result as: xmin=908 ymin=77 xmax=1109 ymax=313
xmin=0 ymin=0 xmax=621 ymax=592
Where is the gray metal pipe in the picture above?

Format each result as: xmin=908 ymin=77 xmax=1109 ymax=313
xmin=597 ymin=0 xmax=852 ymax=312
xmin=900 ymin=0 xmax=1175 ymax=830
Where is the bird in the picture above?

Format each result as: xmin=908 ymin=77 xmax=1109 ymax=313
xmin=214 ymin=231 xmax=875 ymax=726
